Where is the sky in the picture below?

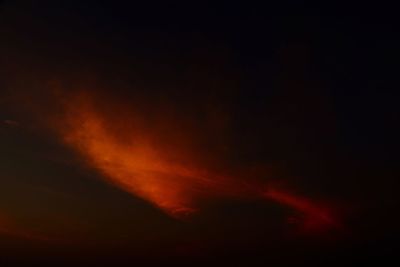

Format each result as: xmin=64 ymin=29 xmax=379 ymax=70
xmin=0 ymin=1 xmax=399 ymax=266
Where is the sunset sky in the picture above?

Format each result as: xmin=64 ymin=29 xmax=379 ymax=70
xmin=0 ymin=1 xmax=399 ymax=266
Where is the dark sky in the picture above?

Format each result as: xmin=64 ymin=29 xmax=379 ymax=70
xmin=0 ymin=1 xmax=399 ymax=266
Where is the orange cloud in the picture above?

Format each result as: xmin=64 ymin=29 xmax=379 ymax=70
xmin=46 ymin=87 xmax=341 ymax=233
xmin=53 ymin=90 xmax=236 ymax=217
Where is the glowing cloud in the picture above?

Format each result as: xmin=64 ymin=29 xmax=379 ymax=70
xmin=55 ymin=91 xmax=228 ymax=216
xmin=50 ymin=89 xmax=340 ymax=232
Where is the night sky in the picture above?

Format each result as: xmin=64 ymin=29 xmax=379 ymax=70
xmin=0 ymin=1 xmax=399 ymax=266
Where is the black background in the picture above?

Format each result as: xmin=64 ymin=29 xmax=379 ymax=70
xmin=0 ymin=1 xmax=399 ymax=266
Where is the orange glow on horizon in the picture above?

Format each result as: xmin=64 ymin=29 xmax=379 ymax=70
xmin=0 ymin=212 xmax=53 ymax=241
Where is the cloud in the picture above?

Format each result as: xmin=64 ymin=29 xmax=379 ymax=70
xmin=39 ymin=86 xmax=342 ymax=235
